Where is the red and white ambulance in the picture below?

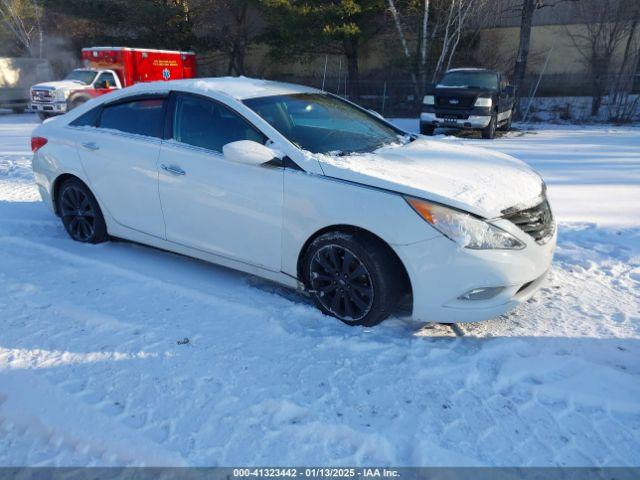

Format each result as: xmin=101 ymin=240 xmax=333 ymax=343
xmin=30 ymin=47 xmax=197 ymax=119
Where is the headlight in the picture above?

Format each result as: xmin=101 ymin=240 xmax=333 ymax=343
xmin=423 ymin=95 xmax=435 ymax=105
xmin=474 ymin=97 xmax=492 ymax=107
xmin=54 ymin=89 xmax=68 ymax=101
xmin=405 ymin=197 xmax=525 ymax=250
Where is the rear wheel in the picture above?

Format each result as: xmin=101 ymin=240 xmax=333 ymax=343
xmin=303 ymin=232 xmax=404 ymax=327
xmin=420 ymin=123 xmax=435 ymax=136
xmin=57 ymin=178 xmax=108 ymax=244
xmin=481 ymin=112 xmax=497 ymax=139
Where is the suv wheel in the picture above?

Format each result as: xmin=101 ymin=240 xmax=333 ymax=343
xmin=57 ymin=178 xmax=108 ymax=244
xmin=303 ymin=232 xmax=404 ymax=327
xmin=420 ymin=123 xmax=435 ymax=136
xmin=481 ymin=113 xmax=497 ymax=139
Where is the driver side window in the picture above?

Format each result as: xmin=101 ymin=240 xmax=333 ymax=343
xmin=95 ymin=72 xmax=117 ymax=89
xmin=172 ymin=94 xmax=266 ymax=153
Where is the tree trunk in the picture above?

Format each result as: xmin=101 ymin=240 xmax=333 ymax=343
xmin=344 ymin=38 xmax=360 ymax=100
xmin=417 ymin=0 xmax=430 ymax=94
xmin=513 ymin=0 xmax=536 ymax=118
xmin=591 ymin=92 xmax=602 ymax=116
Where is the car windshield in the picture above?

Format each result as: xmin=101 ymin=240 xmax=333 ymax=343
xmin=438 ymin=71 xmax=498 ymax=90
xmin=243 ymin=93 xmax=404 ymax=154
xmin=64 ymin=70 xmax=98 ymax=85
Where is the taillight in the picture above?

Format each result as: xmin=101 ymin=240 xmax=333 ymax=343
xmin=31 ymin=136 xmax=48 ymax=152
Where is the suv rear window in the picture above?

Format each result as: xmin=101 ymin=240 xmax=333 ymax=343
xmin=98 ymin=98 xmax=166 ymax=138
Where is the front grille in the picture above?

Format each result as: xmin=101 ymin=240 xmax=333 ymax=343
xmin=436 ymin=112 xmax=470 ymax=120
xmin=502 ymin=197 xmax=555 ymax=244
xmin=32 ymin=89 xmax=53 ymax=103
xmin=436 ymin=95 xmax=475 ymax=108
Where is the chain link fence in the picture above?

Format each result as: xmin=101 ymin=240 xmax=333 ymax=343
xmin=268 ymin=73 xmax=640 ymax=122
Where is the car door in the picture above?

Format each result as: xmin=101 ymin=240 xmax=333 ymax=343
xmin=73 ymin=95 xmax=167 ymax=238
xmin=157 ymin=92 xmax=284 ymax=271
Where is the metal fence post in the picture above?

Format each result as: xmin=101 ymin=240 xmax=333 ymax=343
xmin=381 ymin=81 xmax=387 ymax=116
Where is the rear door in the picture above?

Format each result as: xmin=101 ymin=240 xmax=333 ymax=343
xmin=73 ymin=95 xmax=167 ymax=238
xmin=157 ymin=92 xmax=284 ymax=270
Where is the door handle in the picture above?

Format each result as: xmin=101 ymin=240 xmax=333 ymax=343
xmin=81 ymin=142 xmax=99 ymax=151
xmin=161 ymin=164 xmax=186 ymax=176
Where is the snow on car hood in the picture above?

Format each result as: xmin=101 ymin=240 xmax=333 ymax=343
xmin=32 ymin=80 xmax=84 ymax=91
xmin=316 ymin=139 xmax=544 ymax=218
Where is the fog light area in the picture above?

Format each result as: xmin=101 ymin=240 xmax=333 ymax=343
xmin=457 ymin=286 xmax=505 ymax=301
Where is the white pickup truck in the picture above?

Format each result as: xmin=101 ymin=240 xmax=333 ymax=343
xmin=30 ymin=68 xmax=121 ymax=120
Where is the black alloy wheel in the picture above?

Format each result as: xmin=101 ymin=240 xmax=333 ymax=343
xmin=309 ymin=245 xmax=375 ymax=322
xmin=58 ymin=179 xmax=108 ymax=244
xmin=304 ymin=231 xmax=404 ymax=327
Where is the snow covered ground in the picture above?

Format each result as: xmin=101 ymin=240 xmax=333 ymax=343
xmin=0 ymin=112 xmax=639 ymax=467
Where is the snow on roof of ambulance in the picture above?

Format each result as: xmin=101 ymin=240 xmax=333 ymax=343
xmin=126 ymin=76 xmax=320 ymax=100
xmin=83 ymin=46 xmax=196 ymax=55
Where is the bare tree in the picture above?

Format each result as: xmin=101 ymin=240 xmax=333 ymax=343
xmin=386 ymin=0 xmax=430 ymax=96
xmin=387 ymin=0 xmax=420 ymax=95
xmin=608 ymin=14 xmax=640 ymax=121
xmin=512 ymin=0 xmax=536 ymax=113
xmin=565 ymin=0 xmax=640 ymax=117
xmin=0 ymin=0 xmax=43 ymax=57
xmin=193 ymin=0 xmax=263 ymax=76
xmin=431 ymin=0 xmax=488 ymax=82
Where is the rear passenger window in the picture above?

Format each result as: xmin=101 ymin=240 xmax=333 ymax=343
xmin=98 ymin=98 xmax=165 ymax=138
xmin=70 ymin=106 xmax=101 ymax=127
xmin=172 ymin=94 xmax=265 ymax=153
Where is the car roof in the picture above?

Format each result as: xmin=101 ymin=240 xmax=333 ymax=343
xmin=124 ymin=76 xmax=321 ymax=100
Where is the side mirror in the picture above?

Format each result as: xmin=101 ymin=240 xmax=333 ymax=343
xmin=223 ymin=140 xmax=277 ymax=166
xmin=504 ymin=85 xmax=515 ymax=97
xmin=368 ymin=109 xmax=383 ymax=119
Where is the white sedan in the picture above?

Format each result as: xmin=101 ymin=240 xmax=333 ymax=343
xmin=31 ymin=77 xmax=556 ymax=327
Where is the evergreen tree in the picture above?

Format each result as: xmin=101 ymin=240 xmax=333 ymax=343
xmin=259 ymin=0 xmax=386 ymax=99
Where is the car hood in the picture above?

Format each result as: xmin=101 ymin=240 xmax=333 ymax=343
xmin=315 ymin=139 xmax=544 ymax=218
xmin=31 ymin=80 xmax=84 ymax=91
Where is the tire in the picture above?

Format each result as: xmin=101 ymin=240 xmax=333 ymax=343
xmin=57 ymin=178 xmax=108 ymax=244
xmin=481 ymin=112 xmax=497 ymax=139
xmin=420 ymin=123 xmax=435 ymax=136
xmin=37 ymin=112 xmax=50 ymax=121
xmin=303 ymin=231 xmax=404 ymax=327
xmin=68 ymin=96 xmax=89 ymax=111
xmin=12 ymin=107 xmax=25 ymax=114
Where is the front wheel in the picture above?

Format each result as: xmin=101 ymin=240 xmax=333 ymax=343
xmin=481 ymin=113 xmax=497 ymax=139
xmin=420 ymin=123 xmax=435 ymax=136
xmin=57 ymin=178 xmax=108 ymax=244
xmin=303 ymin=232 xmax=404 ymax=327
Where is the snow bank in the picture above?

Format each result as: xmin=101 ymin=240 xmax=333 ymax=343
xmin=0 ymin=113 xmax=638 ymax=466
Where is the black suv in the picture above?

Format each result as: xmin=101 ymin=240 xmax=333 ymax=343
xmin=420 ymin=68 xmax=515 ymax=139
